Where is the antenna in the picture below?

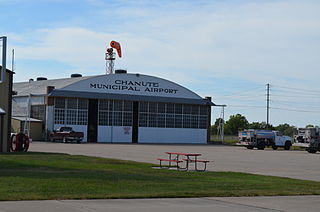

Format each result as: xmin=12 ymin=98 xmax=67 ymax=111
xmin=11 ymin=49 xmax=14 ymax=72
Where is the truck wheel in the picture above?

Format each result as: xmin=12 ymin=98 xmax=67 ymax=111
xmin=246 ymin=146 xmax=254 ymax=149
xmin=257 ymin=141 xmax=265 ymax=150
xmin=272 ymin=144 xmax=278 ymax=150
xmin=307 ymin=147 xmax=317 ymax=153
xmin=284 ymin=141 xmax=291 ymax=150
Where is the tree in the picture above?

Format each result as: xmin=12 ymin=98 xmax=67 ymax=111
xmin=275 ymin=123 xmax=297 ymax=137
xmin=224 ymin=114 xmax=249 ymax=135
xmin=306 ymin=124 xmax=314 ymax=128
xmin=248 ymin=122 xmax=266 ymax=129
xmin=248 ymin=122 xmax=275 ymax=130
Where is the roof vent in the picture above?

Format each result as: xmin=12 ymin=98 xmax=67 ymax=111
xmin=71 ymin=73 xmax=82 ymax=78
xmin=115 ymin=69 xmax=127 ymax=74
xmin=36 ymin=77 xmax=47 ymax=81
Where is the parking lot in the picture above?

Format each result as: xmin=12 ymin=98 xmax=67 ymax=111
xmin=30 ymin=142 xmax=320 ymax=182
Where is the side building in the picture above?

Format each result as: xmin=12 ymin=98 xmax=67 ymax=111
xmin=12 ymin=72 xmax=214 ymax=144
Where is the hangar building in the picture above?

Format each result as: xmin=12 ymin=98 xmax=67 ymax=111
xmin=12 ymin=71 xmax=214 ymax=144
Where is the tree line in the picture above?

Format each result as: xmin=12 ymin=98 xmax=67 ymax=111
xmin=211 ymin=114 xmax=317 ymax=137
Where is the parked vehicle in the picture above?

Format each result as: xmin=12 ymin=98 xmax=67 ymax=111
xmin=239 ymin=129 xmax=292 ymax=150
xmin=49 ymin=127 xmax=84 ymax=143
xmin=294 ymin=127 xmax=320 ymax=153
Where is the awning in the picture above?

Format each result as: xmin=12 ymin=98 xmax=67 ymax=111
xmin=0 ymin=107 xmax=5 ymax=115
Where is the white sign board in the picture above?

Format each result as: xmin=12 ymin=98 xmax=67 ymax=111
xmin=61 ymin=74 xmax=202 ymax=99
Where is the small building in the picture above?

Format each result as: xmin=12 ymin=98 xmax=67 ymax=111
xmin=0 ymin=66 xmax=13 ymax=152
xmin=11 ymin=116 xmax=43 ymax=141
xmin=13 ymin=71 xmax=214 ymax=144
xmin=0 ymin=107 xmax=6 ymax=149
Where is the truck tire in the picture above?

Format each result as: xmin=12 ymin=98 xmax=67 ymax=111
xmin=272 ymin=144 xmax=278 ymax=150
xmin=246 ymin=146 xmax=254 ymax=149
xmin=284 ymin=141 xmax=291 ymax=150
xmin=257 ymin=141 xmax=265 ymax=150
xmin=307 ymin=147 xmax=317 ymax=153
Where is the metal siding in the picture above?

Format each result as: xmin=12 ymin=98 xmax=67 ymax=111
xmin=138 ymin=128 xmax=207 ymax=144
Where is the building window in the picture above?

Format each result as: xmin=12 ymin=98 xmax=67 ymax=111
xmin=138 ymin=102 xmax=209 ymax=129
xmin=98 ymin=100 xmax=133 ymax=126
xmin=98 ymin=100 xmax=109 ymax=126
xmin=66 ymin=109 xmax=77 ymax=125
xmin=77 ymin=99 xmax=88 ymax=125
xmin=165 ymin=114 xmax=175 ymax=128
xmin=199 ymin=116 xmax=207 ymax=129
xmin=31 ymin=105 xmax=46 ymax=122
xmin=123 ymin=112 xmax=132 ymax=126
xmin=54 ymin=108 xmax=65 ymax=125
xmin=54 ymin=98 xmax=88 ymax=125
xmin=139 ymin=102 xmax=148 ymax=127
xmin=123 ymin=101 xmax=132 ymax=126
xmin=55 ymin=97 xmax=65 ymax=108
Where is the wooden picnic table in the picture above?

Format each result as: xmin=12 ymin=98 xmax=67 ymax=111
xmin=157 ymin=152 xmax=210 ymax=171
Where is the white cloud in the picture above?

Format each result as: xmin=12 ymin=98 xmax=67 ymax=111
xmin=11 ymin=1 xmax=320 ymax=85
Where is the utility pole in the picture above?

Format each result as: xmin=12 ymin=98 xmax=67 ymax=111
xmin=266 ymin=83 xmax=270 ymax=129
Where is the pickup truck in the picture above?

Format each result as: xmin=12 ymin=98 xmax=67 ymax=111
xmin=49 ymin=127 xmax=84 ymax=143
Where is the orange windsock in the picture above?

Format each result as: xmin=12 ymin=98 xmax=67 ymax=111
xmin=110 ymin=41 xmax=122 ymax=57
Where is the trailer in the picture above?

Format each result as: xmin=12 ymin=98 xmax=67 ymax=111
xmin=239 ymin=129 xmax=292 ymax=150
xmin=294 ymin=127 xmax=320 ymax=153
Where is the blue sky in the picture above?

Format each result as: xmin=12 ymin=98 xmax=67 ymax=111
xmin=1 ymin=0 xmax=320 ymax=127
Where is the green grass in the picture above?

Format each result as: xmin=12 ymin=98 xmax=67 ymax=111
xmin=210 ymin=135 xmax=239 ymax=145
xmin=0 ymin=152 xmax=320 ymax=201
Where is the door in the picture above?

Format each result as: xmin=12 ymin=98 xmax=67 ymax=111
xmin=132 ymin=101 xmax=139 ymax=143
xmin=87 ymin=99 xmax=98 ymax=143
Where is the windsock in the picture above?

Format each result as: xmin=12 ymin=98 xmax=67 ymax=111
xmin=110 ymin=41 xmax=122 ymax=57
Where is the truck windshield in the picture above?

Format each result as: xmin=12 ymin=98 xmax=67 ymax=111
xmin=60 ymin=127 xmax=72 ymax=132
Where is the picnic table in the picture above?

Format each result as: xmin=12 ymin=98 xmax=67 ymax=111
xmin=157 ymin=152 xmax=210 ymax=171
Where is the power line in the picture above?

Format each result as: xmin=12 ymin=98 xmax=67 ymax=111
xmin=270 ymin=107 xmax=320 ymax=113
xmin=273 ymin=85 xmax=320 ymax=94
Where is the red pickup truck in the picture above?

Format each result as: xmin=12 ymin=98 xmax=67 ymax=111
xmin=49 ymin=127 xmax=84 ymax=143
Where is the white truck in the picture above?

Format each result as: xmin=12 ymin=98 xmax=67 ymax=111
xmin=294 ymin=127 xmax=320 ymax=153
xmin=239 ymin=129 xmax=292 ymax=150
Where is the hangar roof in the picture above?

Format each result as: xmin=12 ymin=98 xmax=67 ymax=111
xmin=13 ymin=75 xmax=95 ymax=96
xmin=13 ymin=73 xmax=215 ymax=106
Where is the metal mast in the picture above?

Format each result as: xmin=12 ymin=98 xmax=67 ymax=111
xmin=216 ymin=104 xmax=227 ymax=143
xmin=105 ymin=47 xmax=115 ymax=74
xmin=0 ymin=36 xmax=7 ymax=83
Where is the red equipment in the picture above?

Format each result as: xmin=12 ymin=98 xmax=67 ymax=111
xmin=10 ymin=132 xmax=30 ymax=152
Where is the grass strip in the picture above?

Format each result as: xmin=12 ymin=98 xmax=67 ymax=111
xmin=0 ymin=152 xmax=319 ymax=200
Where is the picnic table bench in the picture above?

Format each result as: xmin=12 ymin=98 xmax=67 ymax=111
xmin=157 ymin=152 xmax=211 ymax=171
